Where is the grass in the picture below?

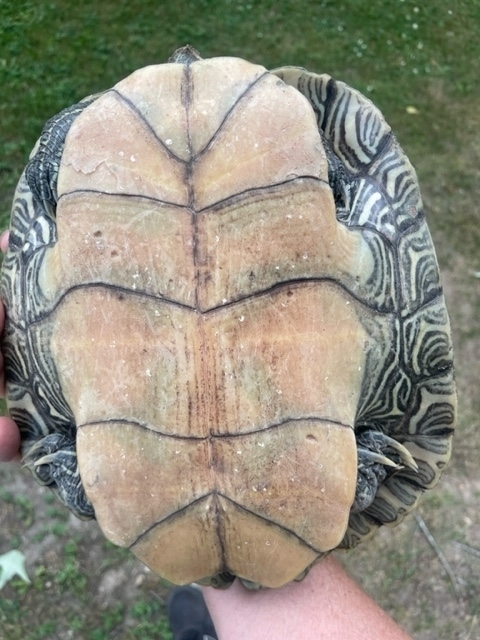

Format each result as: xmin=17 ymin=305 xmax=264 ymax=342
xmin=0 ymin=1 xmax=479 ymax=638
xmin=1 ymin=0 xmax=479 ymax=223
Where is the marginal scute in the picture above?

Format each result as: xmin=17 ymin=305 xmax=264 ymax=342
xmin=402 ymin=303 xmax=453 ymax=378
xmin=398 ymin=221 xmax=443 ymax=314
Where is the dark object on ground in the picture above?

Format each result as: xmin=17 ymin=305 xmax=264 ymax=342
xmin=168 ymin=585 xmax=218 ymax=640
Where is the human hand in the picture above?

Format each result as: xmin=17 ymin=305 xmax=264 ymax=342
xmin=0 ymin=230 xmax=21 ymax=462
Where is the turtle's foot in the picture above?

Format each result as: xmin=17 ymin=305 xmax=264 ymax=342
xmin=352 ymin=431 xmax=418 ymax=514
xmin=24 ymin=433 xmax=94 ymax=519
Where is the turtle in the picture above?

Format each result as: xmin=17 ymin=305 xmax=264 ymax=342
xmin=1 ymin=46 xmax=456 ymax=589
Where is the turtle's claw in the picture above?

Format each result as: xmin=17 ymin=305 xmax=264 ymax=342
xmin=352 ymin=430 xmax=418 ymax=513
xmin=356 ymin=448 xmax=399 ymax=469
xmin=374 ymin=433 xmax=418 ymax=471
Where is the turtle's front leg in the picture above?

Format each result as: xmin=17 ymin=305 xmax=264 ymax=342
xmin=352 ymin=431 xmax=418 ymax=513
xmin=24 ymin=433 xmax=94 ymax=519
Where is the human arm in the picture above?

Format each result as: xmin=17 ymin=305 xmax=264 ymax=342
xmin=202 ymin=554 xmax=412 ymax=640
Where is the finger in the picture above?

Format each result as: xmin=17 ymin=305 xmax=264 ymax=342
xmin=0 ymin=415 xmax=21 ymax=462
xmin=0 ymin=299 xmax=5 ymax=398
xmin=0 ymin=350 xmax=5 ymax=397
xmin=0 ymin=230 xmax=10 ymax=254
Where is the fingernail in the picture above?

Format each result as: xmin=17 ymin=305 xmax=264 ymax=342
xmin=0 ymin=230 xmax=9 ymax=253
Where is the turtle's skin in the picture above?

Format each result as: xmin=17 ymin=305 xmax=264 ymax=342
xmin=1 ymin=47 xmax=456 ymax=589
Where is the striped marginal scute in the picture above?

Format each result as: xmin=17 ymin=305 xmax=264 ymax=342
xmin=402 ymin=304 xmax=453 ymax=378
xmin=394 ymin=458 xmax=442 ymax=488
xmin=368 ymin=142 xmax=423 ymax=228
xmin=398 ymin=223 xmax=443 ymax=314
xmin=328 ymin=84 xmax=389 ymax=169
xmin=6 ymin=383 xmax=51 ymax=442
xmin=5 ymin=177 xmax=36 ymax=252
xmin=24 ymin=248 xmax=55 ymax=323
xmin=408 ymin=394 xmax=456 ymax=439
xmin=2 ymin=326 xmax=29 ymax=386
xmin=360 ymin=229 xmax=396 ymax=311
xmin=354 ymin=314 xmax=401 ymax=421
xmin=347 ymin=178 xmax=397 ymax=237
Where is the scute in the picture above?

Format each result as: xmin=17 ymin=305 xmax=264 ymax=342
xmin=1 ymin=49 xmax=456 ymax=589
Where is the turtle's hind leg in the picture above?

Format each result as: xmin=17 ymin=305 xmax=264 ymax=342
xmin=24 ymin=433 xmax=94 ymax=519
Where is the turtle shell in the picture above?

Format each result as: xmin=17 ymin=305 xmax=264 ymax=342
xmin=1 ymin=48 xmax=456 ymax=589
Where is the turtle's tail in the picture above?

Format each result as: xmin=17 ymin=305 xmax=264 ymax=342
xmin=24 ymin=434 xmax=94 ymax=520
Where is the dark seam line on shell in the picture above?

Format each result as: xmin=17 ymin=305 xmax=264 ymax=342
xmin=196 ymin=175 xmax=330 ymax=213
xmin=111 ymin=71 xmax=268 ymax=166
xmin=344 ymin=222 xmax=396 ymax=251
xmin=129 ymin=491 xmax=324 ymax=555
xmin=56 ymin=174 xmax=329 ymax=215
xmin=26 ymin=276 xmax=393 ymax=327
xmin=202 ymin=276 xmax=394 ymax=316
xmin=211 ymin=415 xmax=354 ymax=436
xmin=25 ymin=275 xmax=394 ymax=329
xmin=213 ymin=492 xmax=227 ymax=573
xmin=25 ymin=282 xmax=195 ymax=326
xmin=76 ymin=415 xmax=353 ymax=437
xmin=354 ymin=116 xmax=391 ymax=165
xmin=400 ymin=292 xmax=446 ymax=321
xmin=128 ymin=492 xmax=214 ymax=549
xmin=109 ymin=89 xmax=188 ymax=165
xmin=192 ymin=71 xmax=270 ymax=162
xmin=58 ymin=189 xmax=189 ymax=211
xmin=77 ymin=418 xmax=202 ymax=438
xmin=214 ymin=493 xmax=325 ymax=554
xmin=185 ymin=62 xmax=201 ymax=311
